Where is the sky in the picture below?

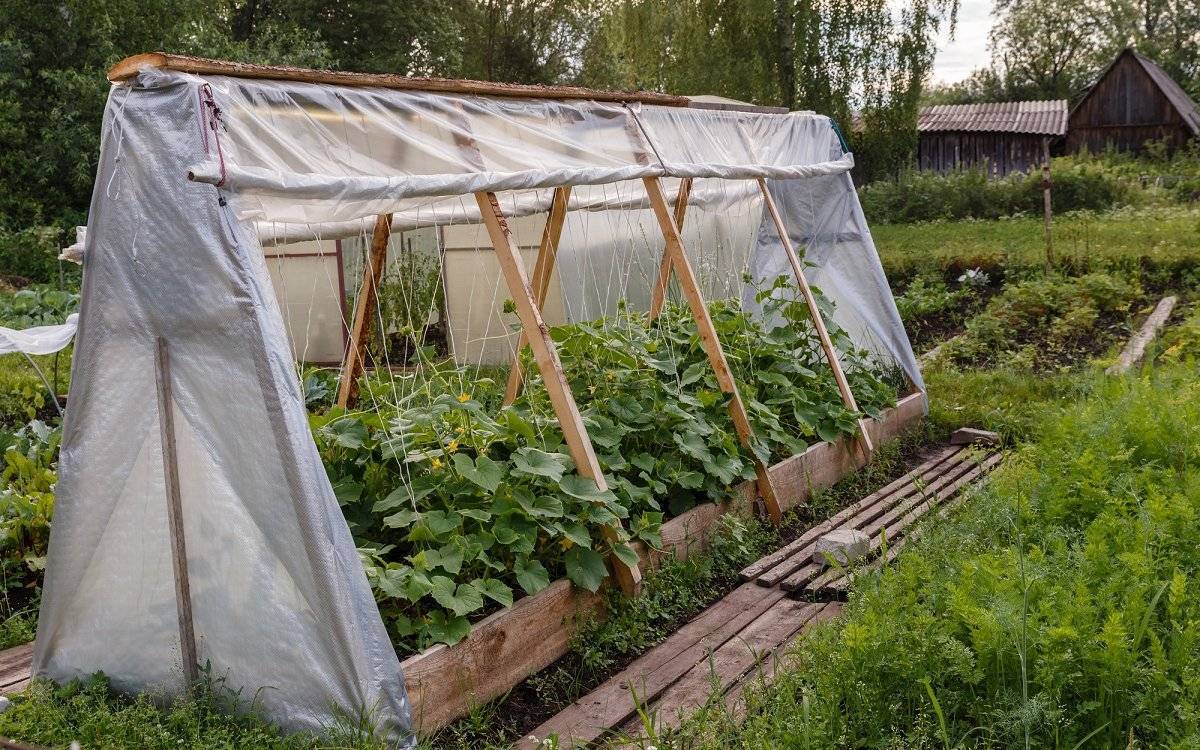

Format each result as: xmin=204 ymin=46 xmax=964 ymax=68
xmin=930 ymin=0 xmax=994 ymax=84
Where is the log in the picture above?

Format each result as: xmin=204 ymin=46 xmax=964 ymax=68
xmin=1106 ymin=295 xmax=1177 ymax=375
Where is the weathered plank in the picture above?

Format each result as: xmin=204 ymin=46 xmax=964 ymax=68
xmin=107 ymin=53 xmax=690 ymax=105
xmin=1106 ymin=295 xmax=1177 ymax=375
xmin=740 ymin=444 xmax=961 ymax=582
xmin=517 ymin=583 xmax=788 ymax=749
xmin=336 ymin=214 xmax=392 ymax=408
xmin=752 ymin=447 xmax=971 ymax=587
xmin=401 ymin=578 xmax=603 ymax=732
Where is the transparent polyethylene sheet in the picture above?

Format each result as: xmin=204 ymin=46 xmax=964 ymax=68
xmin=0 ymin=313 xmax=78 ymax=355
xmin=33 ymin=73 xmax=414 ymax=744
xmin=173 ymin=70 xmax=853 ymax=224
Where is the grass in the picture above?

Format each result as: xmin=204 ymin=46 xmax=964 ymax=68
xmin=657 ymin=365 xmax=1200 ymax=749
xmin=873 ymin=205 xmax=1200 ymax=288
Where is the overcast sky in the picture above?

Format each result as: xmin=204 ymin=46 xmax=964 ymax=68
xmin=930 ymin=0 xmax=994 ymax=84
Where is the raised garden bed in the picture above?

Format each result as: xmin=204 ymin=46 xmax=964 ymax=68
xmin=401 ymin=389 xmax=926 ymax=732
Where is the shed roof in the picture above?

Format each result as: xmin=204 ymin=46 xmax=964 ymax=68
xmin=1118 ymin=49 xmax=1200 ymax=135
xmin=917 ymin=100 xmax=1068 ymax=136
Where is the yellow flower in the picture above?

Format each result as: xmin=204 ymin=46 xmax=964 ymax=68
xmin=455 ymin=425 xmax=466 ymax=434
xmin=447 ymin=439 xmax=460 ymax=453
xmin=559 ymin=537 xmax=574 ymax=550
xmin=457 ymin=393 xmax=472 ymax=403
xmin=430 ymin=457 xmax=444 ymax=470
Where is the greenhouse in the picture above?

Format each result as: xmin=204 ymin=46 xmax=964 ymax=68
xmin=33 ymin=52 xmax=923 ymax=742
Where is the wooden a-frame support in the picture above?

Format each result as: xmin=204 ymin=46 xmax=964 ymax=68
xmin=337 ymin=213 xmax=393 ymax=409
xmin=642 ymin=176 xmax=784 ymax=523
xmin=475 ymin=191 xmax=642 ymax=596
xmin=503 ymin=186 xmax=572 ymax=405
xmin=756 ymin=178 xmax=874 ymax=457
xmin=648 ymin=178 xmax=692 ymax=320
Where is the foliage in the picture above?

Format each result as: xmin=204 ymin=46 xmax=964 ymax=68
xmin=893 ymin=274 xmax=989 ymax=351
xmin=0 ymin=228 xmax=75 ymax=285
xmin=859 ymin=159 xmax=1135 ymax=225
xmin=672 ymin=366 xmax=1200 ymax=749
xmin=934 ymin=271 xmax=1142 ymax=371
xmin=313 ymin=284 xmax=896 ymax=653
xmin=0 ymin=284 xmax=79 ymax=328
xmin=1159 ymin=302 xmax=1200 ymax=363
xmin=0 ymin=672 xmax=390 ymax=750
xmin=0 ymin=420 xmax=60 ymax=599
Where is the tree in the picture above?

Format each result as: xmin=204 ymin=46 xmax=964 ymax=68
xmin=988 ymin=0 xmax=1101 ymax=100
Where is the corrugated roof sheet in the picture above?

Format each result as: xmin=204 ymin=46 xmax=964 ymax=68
xmin=1129 ymin=50 xmax=1200 ymax=135
xmin=917 ymin=99 xmax=1068 ymax=136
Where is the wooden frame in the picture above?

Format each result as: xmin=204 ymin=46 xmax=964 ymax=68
xmin=643 ymin=176 xmax=783 ymax=523
xmin=336 ymin=214 xmax=392 ymax=409
xmin=474 ymin=191 xmax=642 ymax=596
xmin=755 ymin=178 xmax=874 ymax=456
xmin=153 ymin=338 xmax=199 ymax=686
xmin=648 ymin=178 xmax=692 ymax=320
xmin=503 ymin=186 xmax=572 ymax=405
xmin=108 ymin=53 xmax=689 ymax=106
xmin=400 ymin=391 xmax=926 ymax=732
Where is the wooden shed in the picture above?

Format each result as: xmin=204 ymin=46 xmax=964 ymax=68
xmin=1067 ymin=48 xmax=1200 ymax=154
xmin=917 ymin=100 xmax=1068 ymax=176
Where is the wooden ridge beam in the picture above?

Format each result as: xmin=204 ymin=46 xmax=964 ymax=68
xmin=108 ymin=52 xmax=690 ymax=106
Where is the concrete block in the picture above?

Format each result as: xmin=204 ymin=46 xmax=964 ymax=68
xmin=813 ymin=529 xmax=870 ymax=567
xmin=950 ymin=427 xmax=1001 ymax=446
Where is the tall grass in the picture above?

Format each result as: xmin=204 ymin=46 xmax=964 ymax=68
xmin=668 ymin=366 xmax=1200 ymax=749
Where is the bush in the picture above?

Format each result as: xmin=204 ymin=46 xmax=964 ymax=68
xmin=0 ymin=227 xmax=72 ymax=285
xmin=859 ymin=161 xmax=1135 ymax=225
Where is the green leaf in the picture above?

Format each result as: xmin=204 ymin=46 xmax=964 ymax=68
xmin=511 ymin=447 xmax=570 ymax=480
xmin=514 ymin=488 xmax=565 ymax=519
xmin=326 ymin=418 xmax=368 ymax=449
xmin=559 ymin=474 xmax=616 ymax=503
xmin=610 ymin=542 xmax=640 ymax=568
xmin=514 ymin=557 xmax=550 ymax=595
xmin=554 ymin=520 xmax=592 ymax=548
xmin=565 ymin=546 xmax=607 ymax=592
xmin=382 ymin=509 xmax=421 ymax=529
xmin=452 ymin=453 xmax=506 ymax=492
xmin=472 ymin=578 xmax=514 ymax=608
xmin=458 ymin=508 xmax=492 ymax=522
xmin=425 ymin=611 xmax=471 ymax=646
xmin=429 ymin=575 xmax=485 ymax=617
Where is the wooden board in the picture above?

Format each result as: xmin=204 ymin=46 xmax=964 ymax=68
xmin=518 ymin=584 xmax=789 ymax=748
xmin=107 ymin=53 xmax=690 ymax=106
xmin=401 ymin=578 xmax=603 ymax=732
xmin=1106 ymin=295 xmax=1177 ymax=375
xmin=336 ymin=214 xmax=392 ymax=408
xmin=0 ymin=644 xmax=32 ymax=695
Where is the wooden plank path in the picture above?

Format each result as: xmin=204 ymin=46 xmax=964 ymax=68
xmin=0 ymin=643 xmax=31 ymax=695
xmin=522 ymin=436 xmax=1002 ymax=748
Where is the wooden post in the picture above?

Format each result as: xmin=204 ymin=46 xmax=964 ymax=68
xmin=643 ymin=176 xmax=783 ymax=523
xmin=1041 ymin=137 xmax=1053 ymax=268
xmin=336 ymin=214 xmax=392 ymax=409
xmin=154 ymin=338 xmax=199 ymax=686
xmin=648 ymin=178 xmax=692 ymax=320
xmin=475 ymin=191 xmax=642 ymax=596
xmin=756 ymin=178 xmax=874 ymax=457
xmin=503 ymin=186 xmax=572 ymax=405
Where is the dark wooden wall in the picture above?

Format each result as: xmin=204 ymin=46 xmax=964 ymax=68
xmin=917 ymin=132 xmax=1047 ymax=176
xmin=1067 ymin=53 xmax=1192 ymax=154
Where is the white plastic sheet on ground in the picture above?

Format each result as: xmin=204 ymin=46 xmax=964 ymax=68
xmin=37 ymin=63 xmax=921 ymax=744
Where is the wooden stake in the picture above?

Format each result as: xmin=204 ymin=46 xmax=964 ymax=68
xmin=1041 ymin=137 xmax=1054 ymax=268
xmin=503 ymin=186 xmax=572 ymax=405
xmin=648 ymin=178 xmax=692 ymax=321
xmin=336 ymin=214 xmax=392 ymax=409
xmin=154 ymin=338 xmax=199 ymax=686
xmin=643 ymin=177 xmax=783 ymax=523
xmin=756 ymin=178 xmax=874 ymax=457
xmin=475 ymin=191 xmax=642 ymax=596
